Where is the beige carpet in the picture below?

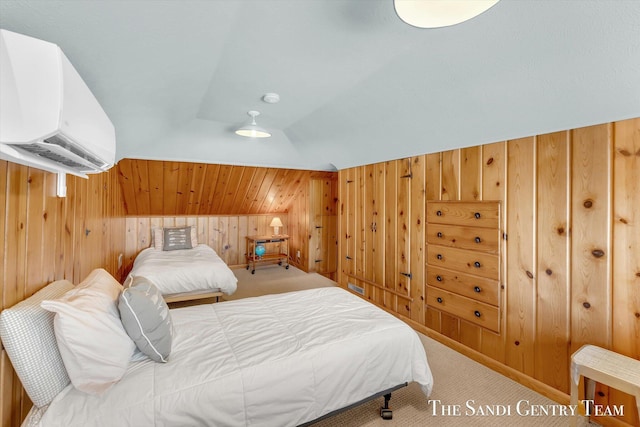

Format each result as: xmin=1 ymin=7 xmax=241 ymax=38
xmin=221 ymin=266 xmax=595 ymax=426
xmin=223 ymin=264 xmax=336 ymax=301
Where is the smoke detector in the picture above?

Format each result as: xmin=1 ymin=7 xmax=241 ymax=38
xmin=262 ymin=93 xmax=280 ymax=104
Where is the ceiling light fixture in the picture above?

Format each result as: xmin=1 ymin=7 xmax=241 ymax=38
xmin=262 ymin=93 xmax=280 ymax=104
xmin=235 ymin=110 xmax=271 ymax=138
xmin=394 ymin=0 xmax=500 ymax=29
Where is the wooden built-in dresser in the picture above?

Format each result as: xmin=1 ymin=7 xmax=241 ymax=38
xmin=425 ymin=201 xmax=501 ymax=333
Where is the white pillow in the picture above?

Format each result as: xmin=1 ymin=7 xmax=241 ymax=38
xmin=152 ymin=226 xmax=197 ymax=250
xmin=153 ymin=228 xmax=164 ymax=250
xmin=41 ymin=268 xmax=136 ymax=395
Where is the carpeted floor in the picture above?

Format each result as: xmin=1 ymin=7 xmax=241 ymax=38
xmin=220 ymin=265 xmax=596 ymax=426
xmin=223 ymin=264 xmax=336 ymax=301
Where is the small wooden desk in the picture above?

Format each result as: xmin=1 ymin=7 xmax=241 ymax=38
xmin=570 ymin=344 xmax=640 ymax=426
xmin=245 ymin=235 xmax=290 ymax=274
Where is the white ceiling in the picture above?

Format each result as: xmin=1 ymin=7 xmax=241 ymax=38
xmin=1 ymin=0 xmax=639 ymax=171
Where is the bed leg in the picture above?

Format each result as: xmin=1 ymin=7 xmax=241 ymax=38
xmin=380 ymin=393 xmax=393 ymax=420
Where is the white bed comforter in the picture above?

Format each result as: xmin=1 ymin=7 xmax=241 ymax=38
xmin=127 ymin=244 xmax=237 ymax=295
xmin=39 ymin=287 xmax=433 ymax=427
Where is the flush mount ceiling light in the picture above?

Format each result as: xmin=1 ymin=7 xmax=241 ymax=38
xmin=394 ymin=0 xmax=500 ymax=29
xmin=235 ymin=110 xmax=271 ymax=138
xmin=262 ymin=93 xmax=280 ymax=104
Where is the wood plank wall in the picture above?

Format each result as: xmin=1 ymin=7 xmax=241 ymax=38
xmin=288 ymin=177 xmax=338 ymax=278
xmin=337 ymin=117 xmax=640 ymax=426
xmin=123 ymin=214 xmax=289 ymax=272
xmin=0 ymin=162 xmax=125 ymax=427
xmin=117 ymin=159 xmax=314 ymax=215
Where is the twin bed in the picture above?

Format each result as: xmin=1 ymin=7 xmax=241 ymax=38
xmin=127 ymin=244 xmax=238 ymax=302
xmin=0 ymin=228 xmax=434 ymax=426
xmin=126 ymin=226 xmax=238 ymax=303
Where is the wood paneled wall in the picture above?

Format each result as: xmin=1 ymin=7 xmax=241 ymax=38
xmin=117 ymin=159 xmax=326 ymax=216
xmin=0 ymin=162 xmax=125 ymax=427
xmin=123 ymin=214 xmax=289 ymax=272
xmin=288 ymin=177 xmax=338 ymax=278
xmin=337 ymin=117 xmax=640 ymax=426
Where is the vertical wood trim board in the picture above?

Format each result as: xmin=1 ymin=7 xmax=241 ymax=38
xmin=505 ymin=136 xmax=536 ymax=377
xmin=336 ymin=117 xmax=640 ymax=426
xmin=535 ymin=131 xmax=570 ymax=392
xmin=610 ymin=118 xmax=640 ymax=425
xmin=570 ymin=123 xmax=615 ymax=413
xmin=1 ymin=164 xmax=126 ymax=427
xmin=480 ymin=141 xmax=507 ymax=363
xmin=286 ymin=176 xmax=338 ymax=278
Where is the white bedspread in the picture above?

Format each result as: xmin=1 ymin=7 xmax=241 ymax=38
xmin=39 ymin=287 xmax=433 ymax=426
xmin=127 ymin=244 xmax=237 ymax=295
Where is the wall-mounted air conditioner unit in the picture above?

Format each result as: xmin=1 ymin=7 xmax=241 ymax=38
xmin=0 ymin=29 xmax=116 ymax=195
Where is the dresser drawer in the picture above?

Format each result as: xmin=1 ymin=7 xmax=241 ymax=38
xmin=427 ymin=266 xmax=499 ymax=306
xmin=427 ymin=201 xmax=499 ymax=228
xmin=427 ymin=286 xmax=499 ymax=332
xmin=427 ymin=224 xmax=500 ymax=254
xmin=427 ymin=245 xmax=499 ymax=280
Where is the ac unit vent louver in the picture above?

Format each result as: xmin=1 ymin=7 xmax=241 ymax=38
xmin=11 ymin=135 xmax=107 ymax=173
xmin=13 ymin=144 xmax=87 ymax=170
xmin=44 ymin=135 xmax=108 ymax=169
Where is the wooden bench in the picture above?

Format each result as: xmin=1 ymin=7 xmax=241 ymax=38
xmin=570 ymin=344 xmax=640 ymax=426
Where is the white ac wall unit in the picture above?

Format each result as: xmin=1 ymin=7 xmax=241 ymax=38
xmin=0 ymin=29 xmax=115 ymax=178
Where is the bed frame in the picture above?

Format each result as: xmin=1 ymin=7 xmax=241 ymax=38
xmin=298 ymin=382 xmax=408 ymax=425
xmin=163 ymin=290 xmax=223 ymax=303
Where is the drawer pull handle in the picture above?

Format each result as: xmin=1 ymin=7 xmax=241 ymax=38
xmin=474 ymin=261 xmax=481 ymax=268
xmin=436 ymin=297 xmax=443 ymax=303
xmin=474 ymin=310 xmax=481 ymax=318
xmin=474 ymin=286 xmax=481 ymax=293
xmin=475 ymin=236 xmax=481 ymax=243
xmin=436 ymin=210 xmax=442 ymax=216
xmin=437 ymin=232 xmax=443 ymax=238
xmin=436 ymin=275 xmax=442 ymax=282
xmin=474 ymin=212 xmax=481 ymax=219
xmin=437 ymin=254 xmax=443 ymax=260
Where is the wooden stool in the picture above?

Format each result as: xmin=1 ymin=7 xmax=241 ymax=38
xmin=570 ymin=344 xmax=640 ymax=426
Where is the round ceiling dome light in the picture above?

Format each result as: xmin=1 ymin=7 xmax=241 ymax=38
xmin=262 ymin=93 xmax=280 ymax=104
xmin=394 ymin=0 xmax=500 ymax=29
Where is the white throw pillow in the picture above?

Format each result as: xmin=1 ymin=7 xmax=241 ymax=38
xmin=0 ymin=279 xmax=74 ymax=407
xmin=41 ymin=268 xmax=136 ymax=395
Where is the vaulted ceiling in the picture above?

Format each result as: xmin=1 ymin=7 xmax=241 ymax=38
xmin=1 ymin=1 xmax=639 ymax=171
